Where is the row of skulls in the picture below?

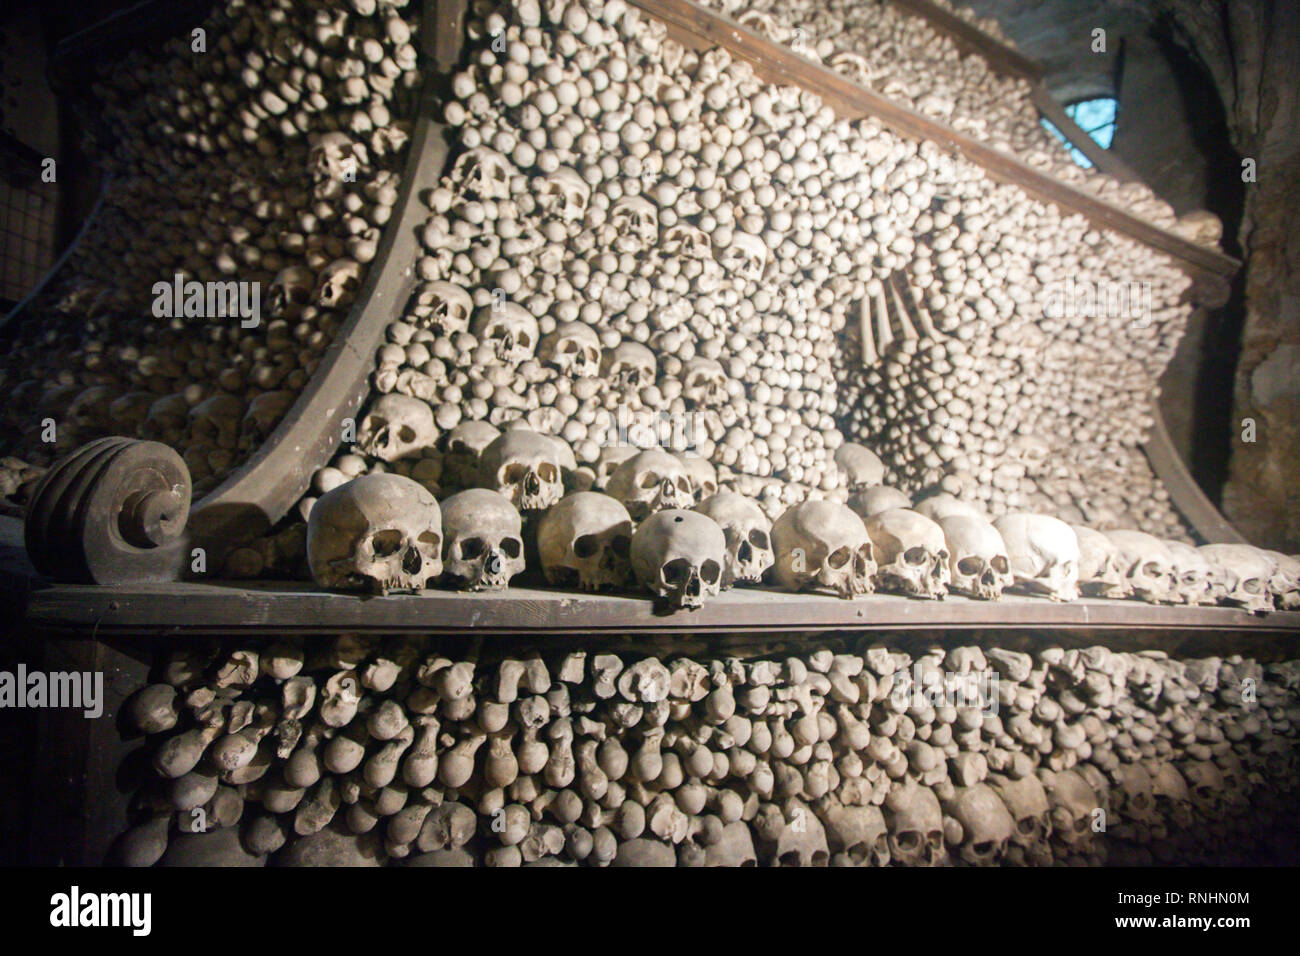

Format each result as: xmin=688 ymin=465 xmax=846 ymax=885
xmin=304 ymin=419 xmax=1300 ymax=613
xmin=114 ymin=635 xmax=1300 ymax=866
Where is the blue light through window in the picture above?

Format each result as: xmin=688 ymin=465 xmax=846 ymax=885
xmin=1041 ymin=97 xmax=1118 ymax=169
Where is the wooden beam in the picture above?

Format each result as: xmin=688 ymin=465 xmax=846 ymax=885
xmin=23 ymin=580 xmax=1300 ymax=637
xmin=627 ymin=0 xmax=1239 ymax=278
xmin=889 ymin=0 xmax=1045 ymax=81
xmin=1030 ymin=83 xmax=1144 ymax=184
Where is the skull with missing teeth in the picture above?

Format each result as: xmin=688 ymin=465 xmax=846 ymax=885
xmin=540 ymin=322 xmax=601 ymax=377
xmin=608 ymin=196 xmax=659 ymax=253
xmin=450 ymin=146 xmax=513 ymax=201
xmin=537 ymin=492 xmax=633 ymax=592
xmin=601 ymin=341 xmax=657 ymax=392
xmin=355 ymin=394 xmax=437 ymax=462
xmin=1198 ymin=544 xmax=1275 ymax=613
xmin=439 ymin=489 xmax=525 ymax=591
xmin=536 ymin=166 xmax=590 ymax=222
xmin=472 ymin=303 xmax=538 ymax=364
xmin=1105 ymin=530 xmax=1175 ymax=604
xmin=938 ymin=514 xmax=1011 ymax=600
xmin=696 ymin=491 xmax=774 ymax=587
xmin=479 ymin=428 xmax=564 ymax=512
xmin=865 ymin=508 xmax=951 ymax=600
xmin=630 ymin=510 xmax=727 ymax=610
xmin=607 ymin=449 xmax=694 ymax=520
xmin=772 ymin=500 xmax=875 ymax=599
xmin=410 ymin=281 xmax=473 ymax=335
xmin=681 ymin=358 xmax=729 ymax=406
xmin=307 ymin=474 xmax=442 ymax=594
xmin=718 ymin=232 xmax=769 ymax=282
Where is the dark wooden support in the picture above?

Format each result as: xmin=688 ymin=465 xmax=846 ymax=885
xmin=27 ymin=636 xmax=152 ymax=866
xmin=23 ymin=580 xmax=1299 ymax=638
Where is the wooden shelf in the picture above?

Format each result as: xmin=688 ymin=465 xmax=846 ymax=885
xmin=21 ymin=578 xmax=1300 ymax=639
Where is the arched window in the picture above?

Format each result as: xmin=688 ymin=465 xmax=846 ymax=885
xmin=1041 ymin=97 xmax=1119 ymax=169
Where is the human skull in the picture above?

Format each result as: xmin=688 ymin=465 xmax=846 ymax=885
xmin=717 ymin=231 xmax=768 ymax=282
xmin=601 ymin=342 xmax=657 ymax=391
xmin=987 ymin=773 xmax=1052 ymax=865
xmin=883 ymin=780 xmax=946 ymax=866
xmin=539 ymin=322 xmax=601 ymax=377
xmin=607 ymin=449 xmax=694 ymax=520
xmin=472 ymin=303 xmax=539 ymax=364
xmin=695 ymin=491 xmax=774 ymax=587
xmin=703 ymin=821 xmax=757 ymax=867
xmin=1165 ymin=540 xmax=1217 ymax=606
xmin=938 ymin=514 xmax=1011 ymax=601
xmin=994 ymin=514 xmax=1080 ymax=601
xmin=772 ymin=500 xmax=875 ymax=599
xmin=1198 ymin=544 xmax=1274 ymax=614
xmin=630 ymin=510 xmax=727 ymax=610
xmin=680 ymin=358 xmax=728 ymax=406
xmin=1045 ymin=769 xmax=1100 ymax=851
xmin=1105 ymin=530 xmax=1176 ymax=604
xmin=450 ymin=146 xmax=514 ymax=201
xmin=439 ymin=489 xmax=525 ymax=591
xmin=1180 ymin=760 xmax=1226 ymax=816
xmin=1148 ymin=762 xmax=1195 ymax=831
xmin=308 ymin=132 xmax=367 ymax=198
xmin=847 ymin=485 xmax=912 ymax=519
xmin=409 ymin=281 xmax=473 ymax=335
xmin=865 ymin=508 xmax=950 ymax=600
xmin=479 ymin=428 xmax=564 ymax=511
xmin=674 ymin=453 xmax=717 ymax=502
xmin=315 ymin=258 xmax=364 ymax=310
xmin=1263 ymin=551 xmax=1300 ymax=609
xmin=609 ymin=196 xmax=659 ymax=253
xmin=662 ymin=223 xmax=712 ymax=259
xmin=441 ymin=421 xmax=500 ymax=490
xmin=769 ymin=801 xmax=830 ymax=867
xmin=592 ymin=445 xmax=639 ymax=490
xmin=537 ymin=492 xmax=634 ymax=592
xmin=239 ymin=390 xmax=295 ymax=457
xmin=267 ymin=266 xmax=315 ymax=320
xmin=820 ymin=801 xmax=890 ymax=867
xmin=942 ymin=784 xmax=1015 ymax=866
xmin=355 ymin=394 xmax=437 ymax=462
xmin=833 ymin=443 xmax=884 ymax=489
xmin=1071 ymin=525 xmax=1131 ymax=598
xmin=1112 ymin=763 xmax=1158 ymax=840
xmin=536 ymin=166 xmax=590 ymax=222
xmin=307 ymin=474 xmax=443 ymax=594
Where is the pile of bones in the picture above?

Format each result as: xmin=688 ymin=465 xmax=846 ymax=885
xmin=114 ymin=635 xmax=1300 ymax=866
xmin=0 ymin=0 xmax=422 ymax=497
xmin=238 ymin=0 xmax=1242 ymax=597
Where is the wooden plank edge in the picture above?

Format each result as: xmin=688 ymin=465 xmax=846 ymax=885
xmin=1143 ymin=402 xmax=1248 ymax=545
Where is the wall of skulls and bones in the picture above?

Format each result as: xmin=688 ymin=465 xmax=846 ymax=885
xmin=116 ymin=636 xmax=1300 ymax=866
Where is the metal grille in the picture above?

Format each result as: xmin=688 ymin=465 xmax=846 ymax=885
xmin=0 ymin=177 xmax=56 ymax=308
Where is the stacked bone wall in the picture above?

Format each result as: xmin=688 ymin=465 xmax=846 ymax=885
xmin=0 ymin=0 xmax=422 ymax=497
xmin=321 ymin=0 xmax=1195 ymax=541
xmin=115 ymin=634 xmax=1300 ymax=866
